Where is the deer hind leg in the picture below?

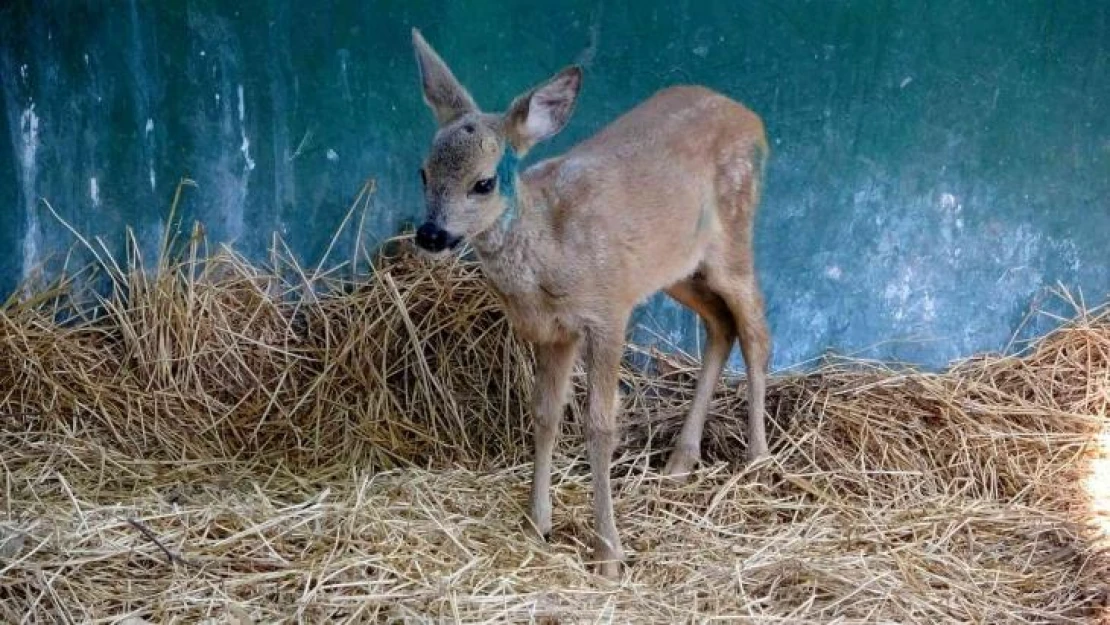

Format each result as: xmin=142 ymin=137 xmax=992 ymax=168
xmin=705 ymin=257 xmax=771 ymax=463
xmin=661 ymin=277 xmax=737 ymax=481
xmin=529 ymin=339 xmax=579 ymax=541
xmin=583 ymin=322 xmax=627 ymax=579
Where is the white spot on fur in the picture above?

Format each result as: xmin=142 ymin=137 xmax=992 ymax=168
xmin=326 ymin=148 xmax=339 ymax=162
xmin=555 ymin=155 xmax=597 ymax=191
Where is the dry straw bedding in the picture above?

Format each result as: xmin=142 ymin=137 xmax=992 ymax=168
xmin=0 ymin=229 xmax=1108 ymax=623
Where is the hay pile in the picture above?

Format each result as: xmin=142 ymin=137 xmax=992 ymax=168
xmin=1 ymin=220 xmax=1108 ymax=623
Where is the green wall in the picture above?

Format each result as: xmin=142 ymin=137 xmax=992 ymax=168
xmin=1 ymin=0 xmax=1107 ymax=370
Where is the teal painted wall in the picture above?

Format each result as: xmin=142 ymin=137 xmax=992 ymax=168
xmin=1 ymin=1 xmax=1107 ymax=370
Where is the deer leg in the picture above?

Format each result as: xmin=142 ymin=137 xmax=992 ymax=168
xmin=528 ymin=339 xmax=579 ymax=540
xmin=662 ymin=279 xmax=736 ymax=481
xmin=583 ymin=324 xmax=626 ymax=579
xmin=709 ymin=270 xmax=771 ymax=463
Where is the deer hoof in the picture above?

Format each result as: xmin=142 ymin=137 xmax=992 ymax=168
xmin=745 ymin=448 xmax=772 ymax=469
xmin=662 ymin=446 xmax=699 ymax=483
xmin=591 ymin=541 xmax=625 ymax=581
xmin=526 ymin=511 xmax=552 ymax=542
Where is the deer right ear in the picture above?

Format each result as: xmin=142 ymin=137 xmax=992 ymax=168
xmin=412 ymin=28 xmax=478 ymax=126
xmin=504 ymin=66 xmax=583 ymax=154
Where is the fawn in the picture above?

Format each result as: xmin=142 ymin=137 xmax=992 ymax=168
xmin=409 ymin=29 xmax=771 ymax=579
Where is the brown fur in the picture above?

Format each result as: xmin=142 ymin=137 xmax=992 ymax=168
xmin=411 ymin=29 xmax=772 ymax=579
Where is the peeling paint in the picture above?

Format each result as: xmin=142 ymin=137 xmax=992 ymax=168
xmin=237 ymin=84 xmax=255 ymax=172
xmin=17 ymin=104 xmax=41 ymax=280
xmin=338 ymin=49 xmax=352 ymax=104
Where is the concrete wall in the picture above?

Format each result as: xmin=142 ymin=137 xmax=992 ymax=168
xmin=1 ymin=0 xmax=1107 ymax=370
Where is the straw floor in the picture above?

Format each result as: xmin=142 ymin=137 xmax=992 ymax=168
xmin=1 ymin=225 xmax=1108 ymax=623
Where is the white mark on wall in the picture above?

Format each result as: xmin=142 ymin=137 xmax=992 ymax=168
xmin=825 ymin=265 xmax=842 ymax=281
xmin=237 ymin=84 xmax=246 ymax=122
xmin=575 ymin=5 xmax=602 ymax=68
xmin=338 ymin=49 xmax=352 ymax=104
xmin=768 ymin=290 xmax=829 ymax=370
xmin=1054 ymin=238 xmax=1082 ymax=275
xmin=922 ymin=291 xmax=936 ymax=322
xmin=237 ymin=84 xmax=255 ymax=172
xmin=89 ymin=177 xmax=100 ymax=207
xmin=884 ymin=267 xmax=912 ymax=321
xmin=326 ymin=148 xmax=339 ymax=162
xmin=883 ymin=265 xmax=936 ymax=323
xmin=18 ymin=104 xmax=41 ymax=280
xmin=145 ymin=118 xmax=156 ymax=191
xmin=19 ymin=106 xmax=38 ymax=180
xmin=935 ymin=191 xmax=966 ymax=262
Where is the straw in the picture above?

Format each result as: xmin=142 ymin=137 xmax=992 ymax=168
xmin=1 ymin=205 xmax=1107 ymax=623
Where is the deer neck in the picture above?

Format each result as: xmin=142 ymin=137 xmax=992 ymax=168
xmin=471 ymin=147 xmax=549 ymax=296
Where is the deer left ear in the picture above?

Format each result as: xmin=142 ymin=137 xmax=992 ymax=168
xmin=505 ymin=66 xmax=583 ymax=154
xmin=412 ymin=28 xmax=478 ymax=126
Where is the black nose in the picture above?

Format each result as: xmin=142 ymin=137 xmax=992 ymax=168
xmin=414 ymin=222 xmax=461 ymax=253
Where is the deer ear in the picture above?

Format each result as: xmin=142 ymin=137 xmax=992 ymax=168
xmin=412 ymin=28 xmax=478 ymax=126
xmin=505 ymin=66 xmax=583 ymax=153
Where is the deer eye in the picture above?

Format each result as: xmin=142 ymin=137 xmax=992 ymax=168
xmin=471 ymin=177 xmax=496 ymax=195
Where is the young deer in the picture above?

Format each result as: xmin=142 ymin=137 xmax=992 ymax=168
xmin=409 ymin=29 xmax=772 ymax=579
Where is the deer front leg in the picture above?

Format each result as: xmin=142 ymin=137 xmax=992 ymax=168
xmin=529 ymin=340 xmax=579 ymax=541
xmin=583 ymin=325 xmax=626 ymax=580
